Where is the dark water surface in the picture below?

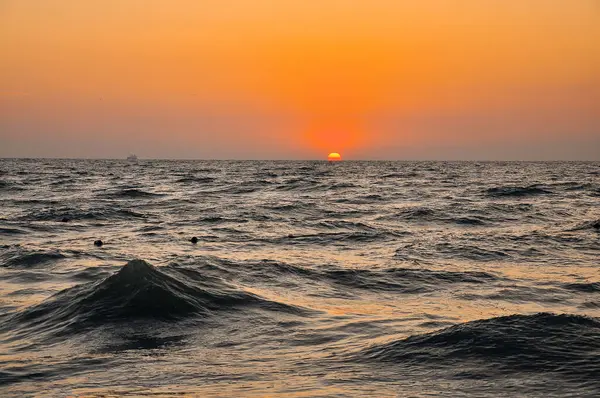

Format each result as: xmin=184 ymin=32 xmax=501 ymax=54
xmin=1 ymin=159 xmax=599 ymax=397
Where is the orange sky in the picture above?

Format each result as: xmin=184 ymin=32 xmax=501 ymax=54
xmin=1 ymin=0 xmax=599 ymax=159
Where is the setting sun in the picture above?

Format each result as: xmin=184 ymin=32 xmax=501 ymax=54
xmin=327 ymin=152 xmax=342 ymax=162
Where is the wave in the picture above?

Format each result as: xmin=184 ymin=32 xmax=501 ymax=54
xmin=563 ymin=182 xmax=599 ymax=191
xmin=0 ymin=227 xmax=28 ymax=235
xmin=105 ymin=188 xmax=164 ymax=198
xmin=357 ymin=313 xmax=600 ymax=377
xmin=461 ymin=286 xmax=566 ymax=304
xmin=335 ymin=194 xmax=388 ymax=204
xmin=275 ymin=178 xmax=319 ymax=191
xmin=1 ymin=248 xmax=66 ymax=268
xmin=379 ymin=207 xmax=489 ymax=226
xmin=569 ymin=219 xmax=600 ymax=232
xmin=17 ymin=207 xmax=147 ymax=222
xmin=486 ymin=185 xmax=552 ymax=197
xmin=325 ymin=182 xmax=357 ymax=190
xmin=197 ymin=216 xmax=248 ymax=224
xmin=562 ymin=282 xmax=600 ymax=293
xmin=381 ymin=172 xmax=419 ymax=178
xmin=70 ymin=266 xmax=113 ymax=282
xmin=582 ymin=301 xmax=600 ymax=309
xmin=394 ymin=207 xmax=436 ymax=220
xmin=0 ymin=180 xmax=25 ymax=191
xmin=315 ymin=220 xmax=379 ymax=232
xmin=175 ymin=176 xmax=216 ymax=184
xmin=319 ymin=267 xmax=497 ymax=293
xmin=297 ymin=165 xmax=317 ymax=171
xmin=216 ymin=259 xmax=497 ymax=294
xmin=453 ymin=217 xmax=487 ymax=225
xmin=49 ymin=177 xmax=77 ymax=186
xmin=278 ymin=231 xmax=401 ymax=244
xmin=6 ymin=260 xmax=307 ymax=335
xmin=395 ymin=242 xmax=509 ymax=263
xmin=214 ymin=185 xmax=261 ymax=194
xmin=266 ymin=202 xmax=314 ymax=212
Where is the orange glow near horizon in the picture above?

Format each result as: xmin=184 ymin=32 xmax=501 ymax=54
xmin=302 ymin=118 xmax=367 ymax=156
xmin=1 ymin=1 xmax=599 ymax=159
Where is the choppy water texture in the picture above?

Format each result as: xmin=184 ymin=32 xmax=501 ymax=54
xmin=1 ymin=159 xmax=600 ymax=397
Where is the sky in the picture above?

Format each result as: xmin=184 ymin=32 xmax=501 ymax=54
xmin=1 ymin=0 xmax=599 ymax=160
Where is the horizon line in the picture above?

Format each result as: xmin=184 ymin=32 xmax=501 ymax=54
xmin=1 ymin=157 xmax=599 ymax=162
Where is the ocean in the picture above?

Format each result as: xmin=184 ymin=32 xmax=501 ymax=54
xmin=1 ymin=159 xmax=599 ymax=397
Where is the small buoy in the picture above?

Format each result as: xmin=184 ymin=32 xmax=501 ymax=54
xmin=61 ymin=217 xmax=70 ymax=222
xmin=94 ymin=240 xmax=103 ymax=247
xmin=190 ymin=237 xmax=198 ymax=244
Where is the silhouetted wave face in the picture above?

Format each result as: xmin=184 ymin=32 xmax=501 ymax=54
xmin=358 ymin=313 xmax=600 ymax=378
xmin=6 ymin=260 xmax=306 ymax=337
xmin=1 ymin=159 xmax=599 ymax=396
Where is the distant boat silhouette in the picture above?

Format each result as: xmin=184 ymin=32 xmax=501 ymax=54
xmin=127 ymin=154 xmax=138 ymax=162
